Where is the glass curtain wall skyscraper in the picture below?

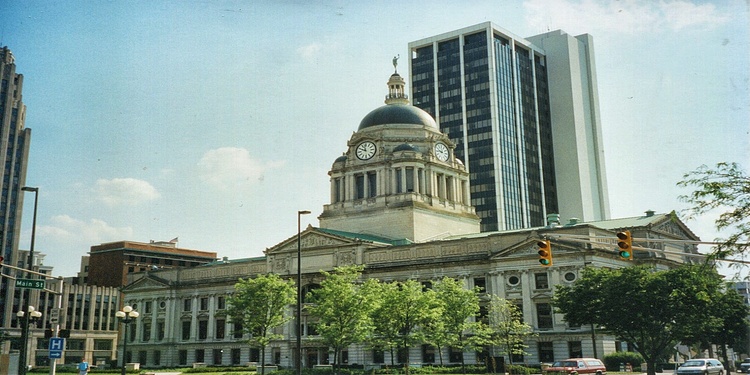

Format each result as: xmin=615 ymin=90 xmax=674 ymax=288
xmin=0 ymin=47 xmax=32 ymax=327
xmin=409 ymin=23 xmax=609 ymax=232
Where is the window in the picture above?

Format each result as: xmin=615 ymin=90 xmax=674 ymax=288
xmin=195 ymin=349 xmax=205 ymax=363
xmin=157 ymin=321 xmax=165 ymax=341
xmin=373 ymin=350 xmax=384 ymax=364
xmin=568 ymin=341 xmax=583 ymax=358
xmin=422 ymin=345 xmax=435 ymax=363
xmin=564 ymin=272 xmax=577 ymax=282
xmin=181 ymin=321 xmax=191 ymax=340
xmin=154 ymin=350 xmax=161 ymax=366
xmin=142 ymin=322 xmax=151 ymax=342
xmin=251 ymin=348 xmax=260 ymax=362
xmin=179 ymin=350 xmax=188 ymax=365
xmin=213 ymin=348 xmax=223 ymax=365
xmin=139 ymin=351 xmax=147 ymax=366
xmin=538 ymin=342 xmax=554 ymax=362
xmin=534 ymin=273 xmax=549 ymax=289
xmin=231 ymin=348 xmax=241 ymax=365
xmin=474 ymin=277 xmax=486 ymax=293
xmin=536 ymin=303 xmax=553 ymax=329
xmin=217 ymin=296 xmax=226 ymax=310
xmin=449 ymin=347 xmax=463 ymax=363
xmin=200 ymin=297 xmax=209 ymax=311
xmin=144 ymin=301 xmax=152 ymax=314
xmin=356 ymin=174 xmax=365 ymax=199
xmin=216 ymin=319 xmax=225 ymax=339
xmin=93 ymin=339 xmax=112 ymax=350
xmin=233 ymin=321 xmax=243 ymax=339
xmin=507 ymin=275 xmax=520 ymax=286
xmin=183 ymin=299 xmax=192 ymax=312
xmin=367 ymin=172 xmax=377 ymax=197
xmin=198 ymin=320 xmax=208 ymax=340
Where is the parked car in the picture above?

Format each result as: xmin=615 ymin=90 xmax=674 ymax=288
xmin=739 ymin=359 xmax=750 ymax=373
xmin=677 ymin=359 xmax=724 ymax=375
xmin=546 ymin=358 xmax=607 ymax=375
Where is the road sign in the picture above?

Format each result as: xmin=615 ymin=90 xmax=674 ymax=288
xmin=49 ymin=338 xmax=64 ymax=351
xmin=15 ymin=278 xmax=45 ymax=290
xmin=49 ymin=337 xmax=64 ymax=359
xmin=49 ymin=308 xmax=60 ymax=324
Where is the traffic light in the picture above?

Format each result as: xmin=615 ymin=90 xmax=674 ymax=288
xmin=537 ymin=240 xmax=553 ymax=266
xmin=617 ymin=230 xmax=633 ymax=260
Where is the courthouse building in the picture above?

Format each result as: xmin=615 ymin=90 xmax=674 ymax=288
xmin=121 ymin=70 xmax=701 ymax=369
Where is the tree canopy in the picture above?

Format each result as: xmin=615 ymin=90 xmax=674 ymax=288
xmin=553 ymin=265 xmax=747 ymax=375
xmin=678 ymin=162 xmax=750 ymax=259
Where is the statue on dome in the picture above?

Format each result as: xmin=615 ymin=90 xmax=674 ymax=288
xmin=393 ymin=54 xmax=399 ymax=73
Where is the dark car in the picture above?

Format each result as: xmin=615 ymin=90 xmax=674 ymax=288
xmin=546 ymin=358 xmax=607 ymax=375
xmin=677 ymin=359 xmax=724 ymax=375
xmin=739 ymin=359 xmax=750 ymax=373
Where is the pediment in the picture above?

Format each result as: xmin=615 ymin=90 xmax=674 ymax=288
xmin=489 ymin=238 xmax=578 ymax=260
xmin=650 ymin=215 xmax=700 ymax=241
xmin=265 ymin=227 xmax=359 ymax=255
xmin=122 ymin=274 xmax=170 ymax=292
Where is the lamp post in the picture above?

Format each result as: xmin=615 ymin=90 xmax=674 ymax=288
xmin=19 ymin=186 xmax=38 ymax=375
xmin=115 ymin=306 xmax=139 ymax=375
xmin=17 ymin=306 xmax=42 ymax=375
xmin=296 ymin=210 xmax=310 ymax=375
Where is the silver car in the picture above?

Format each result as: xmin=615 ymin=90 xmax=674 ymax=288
xmin=677 ymin=359 xmax=724 ymax=375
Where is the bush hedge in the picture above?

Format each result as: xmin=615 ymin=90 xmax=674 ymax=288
xmin=602 ymin=352 xmax=644 ymax=371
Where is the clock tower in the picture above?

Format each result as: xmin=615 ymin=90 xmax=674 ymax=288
xmin=319 ymin=66 xmax=480 ymax=242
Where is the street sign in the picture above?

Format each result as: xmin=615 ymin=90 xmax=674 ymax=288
xmin=49 ymin=308 xmax=60 ymax=324
xmin=15 ymin=278 xmax=45 ymax=290
xmin=49 ymin=337 xmax=64 ymax=359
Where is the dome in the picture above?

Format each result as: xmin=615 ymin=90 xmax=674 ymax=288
xmin=393 ymin=143 xmax=419 ymax=152
xmin=334 ymin=155 xmax=347 ymax=163
xmin=358 ymin=104 xmax=437 ymax=130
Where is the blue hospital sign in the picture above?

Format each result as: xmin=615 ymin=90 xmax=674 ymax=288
xmin=49 ymin=337 xmax=64 ymax=358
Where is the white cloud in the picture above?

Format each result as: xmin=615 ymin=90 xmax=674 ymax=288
xmin=92 ymin=178 xmax=160 ymax=206
xmin=38 ymin=214 xmax=134 ymax=246
xmin=297 ymin=42 xmax=323 ymax=61
xmin=523 ymin=0 xmax=730 ymax=35
xmin=197 ymin=147 xmax=285 ymax=191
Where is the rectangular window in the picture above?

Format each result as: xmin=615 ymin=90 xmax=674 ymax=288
xmin=144 ymin=301 xmax=152 ymax=314
xmin=405 ymin=167 xmax=415 ymax=192
xmin=216 ymin=319 xmax=225 ymax=339
xmin=181 ymin=321 xmax=191 ymax=340
xmin=142 ymin=322 xmax=151 ymax=342
xmin=217 ymin=296 xmax=226 ymax=310
xmin=231 ymin=348 xmax=241 ymax=365
xmin=199 ymin=320 xmax=208 ymax=340
xmin=157 ymin=321 xmax=165 ymax=341
xmin=93 ymin=339 xmax=112 ymax=350
xmin=183 ymin=299 xmax=192 ymax=312
xmin=538 ymin=342 xmax=554 ymax=362
xmin=154 ymin=350 xmax=161 ymax=366
xmin=568 ymin=341 xmax=583 ymax=358
xmin=449 ymin=347 xmax=463 ymax=363
xmin=213 ymin=348 xmax=223 ymax=365
xmin=367 ymin=171 xmax=377 ymax=197
xmin=534 ymin=273 xmax=549 ymax=289
xmin=139 ymin=351 xmax=147 ymax=366
xmin=179 ymin=350 xmax=188 ymax=365
xmin=195 ymin=349 xmax=205 ymax=363
xmin=200 ymin=297 xmax=209 ymax=310
xmin=373 ymin=350 xmax=384 ymax=364
xmin=233 ymin=321 xmax=243 ymax=339
xmin=536 ymin=303 xmax=553 ymax=329
xmin=396 ymin=168 xmax=403 ymax=193
xmin=250 ymin=348 xmax=260 ymax=362
xmin=473 ymin=277 xmax=486 ymax=293
xmin=422 ymin=345 xmax=435 ymax=363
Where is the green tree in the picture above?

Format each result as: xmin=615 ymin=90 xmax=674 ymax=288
xmin=485 ymin=295 xmax=535 ymax=366
xmin=431 ymin=277 xmax=484 ymax=372
xmin=226 ymin=273 xmax=296 ymax=375
xmin=678 ymin=162 xmax=750 ymax=259
xmin=370 ymin=279 xmax=439 ymax=374
xmin=553 ymin=265 xmax=726 ymax=375
xmin=307 ymin=265 xmax=379 ymax=375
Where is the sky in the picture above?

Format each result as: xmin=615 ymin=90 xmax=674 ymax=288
xmin=1 ymin=0 xmax=748 ymax=278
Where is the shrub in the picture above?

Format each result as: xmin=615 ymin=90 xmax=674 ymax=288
xmin=602 ymin=352 xmax=644 ymax=371
xmin=507 ymin=364 xmax=533 ymax=375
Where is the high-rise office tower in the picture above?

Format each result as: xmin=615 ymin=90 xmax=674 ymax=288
xmin=409 ymin=22 xmax=609 ymax=232
xmin=0 ymin=47 xmax=32 ymax=327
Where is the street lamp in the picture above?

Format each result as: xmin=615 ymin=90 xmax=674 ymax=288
xmin=19 ymin=186 xmax=38 ymax=375
xmin=296 ymin=210 xmax=311 ymax=375
xmin=17 ymin=306 xmax=42 ymax=375
xmin=115 ymin=306 xmax=139 ymax=375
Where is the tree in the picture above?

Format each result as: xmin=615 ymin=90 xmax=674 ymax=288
xmin=370 ymin=279 xmax=439 ymax=374
xmin=678 ymin=162 xmax=750 ymax=259
xmin=226 ymin=273 xmax=296 ymax=375
xmin=430 ymin=277 xmax=484 ymax=373
xmin=307 ymin=265 xmax=379 ymax=375
xmin=553 ymin=265 xmax=727 ymax=375
xmin=485 ymin=295 xmax=535 ymax=366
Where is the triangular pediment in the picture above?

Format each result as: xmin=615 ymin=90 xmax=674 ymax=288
xmin=122 ymin=274 xmax=170 ymax=292
xmin=265 ymin=227 xmax=360 ymax=255
xmin=650 ymin=214 xmax=700 ymax=241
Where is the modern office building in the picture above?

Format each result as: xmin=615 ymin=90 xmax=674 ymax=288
xmin=0 ymin=46 xmax=33 ymax=328
xmin=408 ymin=23 xmax=609 ymax=232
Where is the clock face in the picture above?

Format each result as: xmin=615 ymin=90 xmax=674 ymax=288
xmin=356 ymin=141 xmax=376 ymax=160
xmin=435 ymin=143 xmax=450 ymax=161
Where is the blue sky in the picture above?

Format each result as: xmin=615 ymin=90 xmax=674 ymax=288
xmin=2 ymin=0 xmax=748 ymax=277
